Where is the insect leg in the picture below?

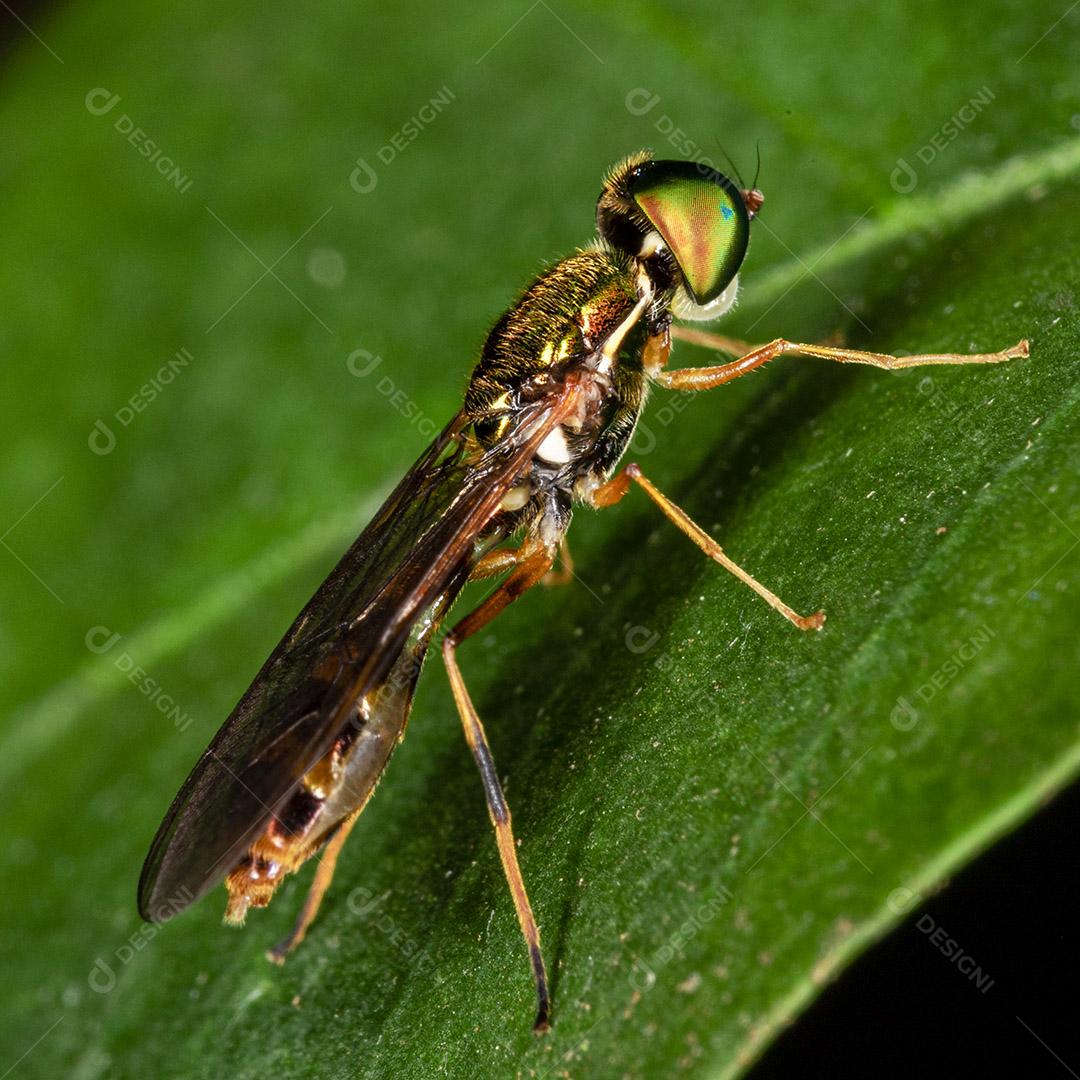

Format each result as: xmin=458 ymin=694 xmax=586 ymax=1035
xmin=655 ymin=336 xmax=1028 ymax=392
xmin=591 ymin=465 xmax=825 ymax=631
xmin=442 ymin=540 xmax=555 ymax=1032
xmin=670 ymin=325 xmax=849 ymax=357
xmin=469 ymin=545 xmax=527 ymax=583
xmin=542 ymin=538 xmax=574 ymax=587
xmin=670 ymin=325 xmax=762 ymax=357
xmin=471 ymin=540 xmax=572 ymax=588
xmin=266 ymin=810 xmax=362 ymax=964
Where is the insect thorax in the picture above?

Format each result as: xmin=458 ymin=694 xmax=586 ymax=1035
xmin=465 ymin=247 xmax=655 ymax=527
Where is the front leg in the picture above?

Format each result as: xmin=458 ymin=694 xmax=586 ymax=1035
xmin=656 ymin=335 xmax=1029 ymax=392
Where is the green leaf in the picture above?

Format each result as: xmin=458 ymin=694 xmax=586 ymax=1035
xmin=1 ymin=2 xmax=1078 ymax=1077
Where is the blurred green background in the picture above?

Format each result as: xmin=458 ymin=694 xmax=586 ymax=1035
xmin=1 ymin=1 xmax=1078 ymax=1077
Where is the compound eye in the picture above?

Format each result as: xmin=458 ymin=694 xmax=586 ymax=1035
xmin=629 ymin=160 xmax=750 ymax=305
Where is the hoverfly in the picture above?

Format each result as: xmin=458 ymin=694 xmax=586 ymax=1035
xmin=139 ymin=151 xmax=1029 ymax=1031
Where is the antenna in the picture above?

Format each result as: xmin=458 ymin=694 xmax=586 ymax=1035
xmin=713 ymin=136 xmax=746 ymax=189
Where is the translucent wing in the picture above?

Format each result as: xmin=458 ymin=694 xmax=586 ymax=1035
xmin=139 ymin=381 xmax=579 ymax=921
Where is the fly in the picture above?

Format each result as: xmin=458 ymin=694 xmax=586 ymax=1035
xmin=138 ymin=151 xmax=1030 ymax=1031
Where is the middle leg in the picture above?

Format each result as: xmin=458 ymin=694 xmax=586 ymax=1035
xmin=590 ymin=465 xmax=824 ymax=631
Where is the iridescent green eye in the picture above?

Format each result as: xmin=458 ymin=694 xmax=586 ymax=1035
xmin=628 ymin=161 xmax=750 ymax=305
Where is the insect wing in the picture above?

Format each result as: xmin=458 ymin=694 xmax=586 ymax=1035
xmin=138 ymin=386 xmax=578 ymax=921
